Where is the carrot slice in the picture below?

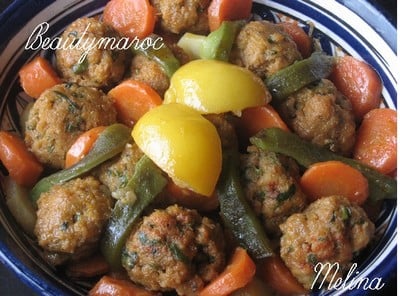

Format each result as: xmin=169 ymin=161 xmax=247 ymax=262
xmin=108 ymin=79 xmax=163 ymax=127
xmin=329 ymin=55 xmax=382 ymax=120
xmin=299 ymin=160 xmax=369 ymax=205
xmin=258 ymin=256 xmax=307 ymax=295
xmin=89 ymin=276 xmax=156 ymax=296
xmin=66 ymin=254 xmax=109 ymax=278
xmin=240 ymin=104 xmax=289 ymax=138
xmin=65 ymin=126 xmax=106 ymax=168
xmin=0 ymin=131 xmax=43 ymax=187
xmin=164 ymin=180 xmax=219 ymax=212
xmin=278 ymin=21 xmax=312 ymax=58
xmin=353 ymin=108 xmax=397 ymax=175
xmin=199 ymin=247 xmax=256 ymax=296
xmin=208 ymin=0 xmax=252 ymax=31
xmin=19 ymin=56 xmax=61 ymax=99
xmin=103 ymin=0 xmax=156 ymax=39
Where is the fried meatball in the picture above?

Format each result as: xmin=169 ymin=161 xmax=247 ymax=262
xmin=130 ymin=54 xmax=170 ymax=97
xmin=205 ymin=113 xmax=238 ymax=150
xmin=241 ymin=146 xmax=307 ymax=236
xmin=95 ymin=143 xmax=143 ymax=199
xmin=56 ymin=17 xmax=127 ymax=88
xmin=151 ymin=0 xmax=210 ymax=34
xmin=233 ymin=21 xmax=301 ymax=79
xmin=24 ymin=83 xmax=116 ymax=168
xmin=277 ymin=79 xmax=356 ymax=155
xmin=280 ymin=195 xmax=375 ymax=289
xmin=34 ymin=177 xmax=113 ymax=261
xmin=122 ymin=205 xmax=225 ymax=295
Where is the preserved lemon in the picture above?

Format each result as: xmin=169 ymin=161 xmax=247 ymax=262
xmin=164 ymin=59 xmax=270 ymax=114
xmin=132 ymin=103 xmax=222 ymax=196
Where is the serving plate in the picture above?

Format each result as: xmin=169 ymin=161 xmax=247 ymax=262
xmin=0 ymin=0 xmax=397 ymax=295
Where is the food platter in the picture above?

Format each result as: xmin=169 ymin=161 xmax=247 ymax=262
xmin=0 ymin=0 xmax=396 ymax=295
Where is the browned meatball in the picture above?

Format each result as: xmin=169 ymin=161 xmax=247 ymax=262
xmin=233 ymin=21 xmax=301 ymax=79
xmin=56 ymin=17 xmax=127 ymax=88
xmin=34 ymin=177 xmax=113 ymax=261
xmin=151 ymin=0 xmax=210 ymax=34
xmin=24 ymin=83 xmax=116 ymax=168
xmin=205 ymin=113 xmax=238 ymax=150
xmin=95 ymin=143 xmax=143 ymax=198
xmin=241 ymin=146 xmax=307 ymax=236
xmin=277 ymin=79 xmax=356 ymax=155
xmin=280 ymin=195 xmax=375 ymax=289
xmin=122 ymin=205 xmax=225 ymax=295
xmin=130 ymin=54 xmax=170 ymax=97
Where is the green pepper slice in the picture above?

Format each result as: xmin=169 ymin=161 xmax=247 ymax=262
xmin=101 ymin=155 xmax=167 ymax=270
xmin=250 ymin=128 xmax=397 ymax=202
xmin=217 ymin=150 xmax=274 ymax=260
xmin=266 ymin=52 xmax=334 ymax=102
xmin=131 ymin=34 xmax=180 ymax=78
xmin=178 ymin=21 xmax=243 ymax=62
xmin=30 ymin=123 xmax=131 ymax=203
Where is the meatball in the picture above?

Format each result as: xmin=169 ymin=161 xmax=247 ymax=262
xmin=205 ymin=113 xmax=238 ymax=150
xmin=280 ymin=195 xmax=375 ymax=289
xmin=56 ymin=17 xmax=127 ymax=88
xmin=95 ymin=143 xmax=143 ymax=198
xmin=34 ymin=177 xmax=113 ymax=261
xmin=151 ymin=0 xmax=210 ymax=34
xmin=277 ymin=79 xmax=356 ymax=155
xmin=233 ymin=21 xmax=301 ymax=79
xmin=122 ymin=205 xmax=225 ymax=295
xmin=130 ymin=41 xmax=190 ymax=97
xmin=241 ymin=146 xmax=307 ymax=236
xmin=130 ymin=54 xmax=170 ymax=97
xmin=24 ymin=83 xmax=116 ymax=168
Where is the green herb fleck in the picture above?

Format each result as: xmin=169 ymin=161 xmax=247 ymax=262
xmin=72 ymin=55 xmax=89 ymax=74
xmin=307 ymin=253 xmax=318 ymax=266
xmin=169 ymin=243 xmax=190 ymax=264
xmin=339 ymin=206 xmax=352 ymax=221
xmin=277 ymin=184 xmax=296 ymax=203
xmin=53 ymin=91 xmax=80 ymax=112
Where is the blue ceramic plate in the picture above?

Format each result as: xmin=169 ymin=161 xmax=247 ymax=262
xmin=0 ymin=1 xmax=396 ymax=295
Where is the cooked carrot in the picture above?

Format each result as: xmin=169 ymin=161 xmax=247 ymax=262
xmin=300 ymin=160 xmax=369 ymax=205
xmin=66 ymin=254 xmax=109 ymax=278
xmin=19 ymin=56 xmax=61 ymax=99
xmin=103 ymin=0 xmax=156 ymax=39
xmin=65 ymin=126 xmax=106 ymax=168
xmin=108 ymin=79 xmax=163 ymax=127
xmin=208 ymin=0 xmax=252 ymax=31
xmin=353 ymin=108 xmax=397 ymax=175
xmin=278 ymin=21 xmax=312 ymax=58
xmin=258 ymin=256 xmax=307 ymax=295
xmin=89 ymin=275 xmax=156 ymax=296
xmin=164 ymin=180 xmax=219 ymax=212
xmin=199 ymin=247 xmax=256 ymax=296
xmin=240 ymin=104 xmax=289 ymax=138
xmin=0 ymin=131 xmax=43 ymax=187
xmin=329 ymin=55 xmax=382 ymax=120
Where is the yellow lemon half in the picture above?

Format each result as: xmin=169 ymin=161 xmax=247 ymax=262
xmin=132 ymin=103 xmax=222 ymax=196
xmin=164 ymin=59 xmax=271 ymax=114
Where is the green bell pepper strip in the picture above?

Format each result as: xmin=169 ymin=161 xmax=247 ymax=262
xmin=265 ymin=52 xmax=335 ymax=102
xmin=217 ymin=150 xmax=274 ymax=260
xmin=131 ymin=34 xmax=180 ymax=78
xmin=250 ymin=128 xmax=397 ymax=202
xmin=177 ymin=21 xmax=243 ymax=61
xmin=30 ymin=123 xmax=131 ymax=203
xmin=101 ymin=155 xmax=167 ymax=270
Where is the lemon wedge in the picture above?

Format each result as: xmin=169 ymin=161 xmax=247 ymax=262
xmin=132 ymin=103 xmax=222 ymax=196
xmin=164 ymin=59 xmax=270 ymax=114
